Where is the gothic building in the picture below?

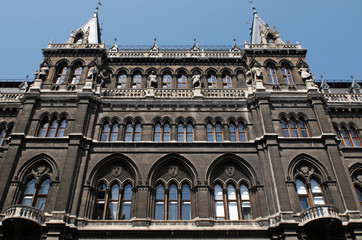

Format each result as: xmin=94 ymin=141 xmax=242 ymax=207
xmin=0 ymin=7 xmax=361 ymax=240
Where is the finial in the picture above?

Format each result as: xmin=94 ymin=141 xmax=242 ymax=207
xmin=154 ymin=38 xmax=157 ymax=43
xmin=95 ymin=0 xmax=102 ymax=12
xmin=351 ymin=75 xmax=355 ymax=81
xmin=26 ymin=75 xmax=29 ymax=81
xmin=320 ymin=75 xmax=324 ymax=82
xmin=114 ymin=38 xmax=117 ymax=43
xmin=233 ymin=38 xmax=236 ymax=43
xmin=194 ymin=38 xmax=197 ymax=43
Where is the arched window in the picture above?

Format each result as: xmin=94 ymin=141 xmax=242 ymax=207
xmin=154 ymin=122 xmax=171 ymax=142
xmin=341 ymin=127 xmax=353 ymax=147
xmin=289 ymin=118 xmax=299 ymax=137
xmin=162 ymin=74 xmax=172 ymax=88
xmin=134 ymin=123 xmax=141 ymax=142
xmin=298 ymin=119 xmax=309 ymax=137
xmin=37 ymin=117 xmax=67 ymax=137
xmin=266 ymin=63 xmax=278 ymax=85
xmin=281 ymin=63 xmax=294 ymax=85
xmin=110 ymin=123 xmax=119 ymax=142
xmin=230 ymin=123 xmax=237 ymax=142
xmin=168 ymin=184 xmax=178 ymax=220
xmin=121 ymin=184 xmax=133 ymax=220
xmin=240 ymin=184 xmax=251 ymax=220
xmin=38 ymin=119 xmax=49 ymax=137
xmin=107 ymin=184 xmax=119 ymax=220
xmin=214 ymin=184 xmax=225 ymax=220
xmin=181 ymin=184 xmax=191 ymax=220
xmin=132 ymin=74 xmax=142 ymax=88
xmin=186 ymin=123 xmax=193 ymax=142
xmin=230 ymin=122 xmax=247 ymax=142
xmin=355 ymin=186 xmax=362 ymax=207
xmin=281 ymin=118 xmax=290 ymax=137
xmin=207 ymin=122 xmax=214 ymax=142
xmin=164 ymin=123 xmax=170 ymax=142
xmin=118 ymin=74 xmax=127 ymax=88
xmin=350 ymin=127 xmax=361 ymax=147
xmin=0 ymin=126 xmax=11 ymax=146
xmin=47 ymin=119 xmax=59 ymax=137
xmin=95 ymin=183 xmax=106 ymax=220
xmin=295 ymin=178 xmax=325 ymax=211
xmin=154 ymin=123 xmax=161 ymax=142
xmin=55 ymin=63 xmax=68 ymax=84
xmin=125 ymin=123 xmax=133 ymax=142
xmin=335 ymin=126 xmax=361 ymax=147
xmin=22 ymin=178 xmax=50 ymax=211
xmin=155 ymin=184 xmax=165 ymax=220
xmin=227 ymin=185 xmax=238 ymax=220
xmin=177 ymin=123 xmax=184 ymax=142
xmin=124 ymin=122 xmax=141 ymax=142
xmin=100 ymin=122 xmax=110 ymax=142
xmin=222 ymin=75 xmax=232 ymax=88
xmin=70 ymin=63 xmax=83 ymax=84
xmin=215 ymin=122 xmax=223 ymax=142
xmin=238 ymin=123 xmax=247 ymax=142
xmin=178 ymin=75 xmax=187 ymax=88
xmin=207 ymin=75 xmax=217 ymax=88
xmin=281 ymin=116 xmax=309 ymax=138
xmin=57 ymin=119 xmax=67 ymax=137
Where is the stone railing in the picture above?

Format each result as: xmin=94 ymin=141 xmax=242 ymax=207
xmin=154 ymin=89 xmax=194 ymax=98
xmin=202 ymin=89 xmax=245 ymax=98
xmin=107 ymin=50 xmax=243 ymax=58
xmin=324 ymin=93 xmax=362 ymax=103
xmin=47 ymin=43 xmax=105 ymax=49
xmin=244 ymin=43 xmax=302 ymax=49
xmin=3 ymin=205 xmax=46 ymax=226
xmin=300 ymin=205 xmax=339 ymax=226
xmin=103 ymin=89 xmax=147 ymax=98
xmin=0 ymin=93 xmax=23 ymax=102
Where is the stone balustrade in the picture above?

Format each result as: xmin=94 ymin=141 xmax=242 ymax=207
xmin=0 ymin=93 xmax=23 ymax=102
xmin=3 ymin=205 xmax=46 ymax=226
xmin=202 ymin=89 xmax=245 ymax=98
xmin=103 ymin=89 xmax=147 ymax=98
xmin=244 ymin=43 xmax=302 ymax=49
xmin=300 ymin=205 xmax=339 ymax=226
xmin=107 ymin=50 xmax=243 ymax=58
xmin=48 ymin=43 xmax=105 ymax=49
xmin=324 ymin=93 xmax=362 ymax=103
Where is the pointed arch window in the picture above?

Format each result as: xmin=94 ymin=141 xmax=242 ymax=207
xmin=48 ymin=119 xmax=59 ymax=137
xmin=22 ymin=178 xmax=50 ymax=211
xmin=178 ymin=75 xmax=187 ymax=88
xmin=37 ymin=116 xmax=67 ymax=137
xmin=154 ymin=123 xmax=161 ymax=142
xmin=107 ymin=184 xmax=119 ymax=220
xmin=280 ymin=116 xmax=309 ymax=138
xmin=350 ymin=127 xmax=361 ymax=147
xmin=110 ymin=123 xmax=119 ymax=142
xmin=207 ymin=75 xmax=217 ymax=88
xmin=289 ymin=118 xmax=299 ymax=137
xmin=281 ymin=63 xmax=294 ymax=85
xmin=181 ymin=184 xmax=191 ymax=220
xmin=186 ymin=123 xmax=193 ymax=142
xmin=230 ymin=122 xmax=247 ymax=142
xmin=56 ymin=64 xmax=68 ymax=84
xmin=164 ymin=123 xmax=170 ymax=142
xmin=295 ymin=178 xmax=325 ymax=211
xmin=162 ymin=74 xmax=172 ymax=88
xmin=168 ymin=184 xmax=178 ymax=220
xmin=121 ymin=184 xmax=132 ymax=220
xmin=155 ymin=184 xmax=165 ymax=220
xmin=222 ymin=75 xmax=232 ymax=89
xmin=238 ymin=123 xmax=247 ymax=142
xmin=0 ymin=126 xmax=12 ymax=146
xmin=101 ymin=122 xmax=110 ymax=142
xmin=207 ymin=122 xmax=214 ymax=142
xmin=355 ymin=186 xmax=362 ymax=207
xmin=215 ymin=122 xmax=223 ymax=142
xmin=70 ymin=64 xmax=83 ymax=84
xmin=240 ymin=184 xmax=251 ymax=220
xmin=125 ymin=123 xmax=133 ymax=142
xmin=124 ymin=122 xmax=142 ymax=142
xmin=57 ymin=119 xmax=67 ymax=137
xmin=117 ymin=74 xmax=127 ymax=88
xmin=214 ymin=184 xmax=225 ymax=220
xmin=266 ymin=63 xmax=278 ymax=85
xmin=134 ymin=123 xmax=141 ymax=142
xmin=95 ymin=183 xmax=106 ymax=219
xmin=154 ymin=122 xmax=170 ymax=142
xmin=227 ymin=185 xmax=238 ymax=220
xmin=132 ymin=74 xmax=142 ymax=88
xmin=178 ymin=123 xmax=184 ymax=142
xmin=340 ymin=127 xmax=353 ymax=147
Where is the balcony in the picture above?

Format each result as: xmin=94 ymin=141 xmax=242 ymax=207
xmin=300 ymin=205 xmax=340 ymax=226
xmin=3 ymin=205 xmax=45 ymax=226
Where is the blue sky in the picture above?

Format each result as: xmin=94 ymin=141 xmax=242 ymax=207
xmin=0 ymin=0 xmax=361 ymax=80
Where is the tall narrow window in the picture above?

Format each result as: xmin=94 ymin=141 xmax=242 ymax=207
xmin=107 ymin=184 xmax=119 ymax=220
xmin=238 ymin=123 xmax=247 ymax=142
xmin=95 ymin=183 xmax=106 ymax=220
xmin=350 ymin=127 xmax=361 ymax=147
xmin=0 ymin=127 xmax=10 ymax=146
xmin=281 ymin=118 xmax=290 ymax=137
xmin=341 ymin=127 xmax=352 ymax=147
xmin=289 ymin=118 xmax=299 ymax=137
xmin=178 ymin=123 xmax=184 ymax=142
xmin=101 ymin=123 xmax=110 ymax=142
xmin=121 ymin=184 xmax=132 ymax=220
xmin=47 ymin=119 xmax=58 ymax=137
xmin=298 ymin=119 xmax=309 ymax=137
xmin=207 ymin=123 xmax=214 ymax=142
xmin=296 ymin=179 xmax=309 ymax=210
xmin=56 ymin=64 xmax=68 ymax=84
xmin=215 ymin=123 xmax=223 ymax=142
xmin=163 ymin=75 xmax=172 ymax=88
xmin=230 ymin=123 xmax=236 ymax=142
xmin=208 ymin=75 xmax=217 ymax=88
xmin=178 ymin=75 xmax=187 ymax=88
xmin=163 ymin=123 xmax=170 ymax=142
xmin=214 ymin=184 xmax=225 ymax=220
xmin=71 ymin=64 xmax=83 ymax=84
xmin=132 ymin=74 xmax=142 ymax=88
xmin=22 ymin=178 xmax=36 ymax=206
xmin=186 ymin=123 xmax=193 ymax=142
xmin=38 ymin=121 xmax=49 ymax=137
xmin=181 ymin=184 xmax=191 ymax=220
xmin=281 ymin=64 xmax=293 ymax=85
xmin=134 ymin=123 xmax=141 ymax=142
xmin=168 ymin=184 xmax=178 ymax=220
xmin=310 ymin=179 xmax=325 ymax=205
xmin=125 ymin=123 xmax=132 ymax=142
xmin=110 ymin=123 xmax=119 ymax=142
xmin=227 ymin=185 xmax=238 ymax=220
xmin=35 ymin=179 xmax=50 ymax=211
xmin=266 ymin=63 xmax=278 ymax=85
xmin=118 ymin=74 xmax=127 ymax=88
xmin=222 ymin=75 xmax=232 ymax=88
xmin=155 ymin=184 xmax=165 ymax=220
xmin=240 ymin=185 xmax=251 ymax=220
xmin=154 ymin=123 xmax=161 ymax=142
xmin=57 ymin=119 xmax=67 ymax=137
xmin=355 ymin=187 xmax=362 ymax=207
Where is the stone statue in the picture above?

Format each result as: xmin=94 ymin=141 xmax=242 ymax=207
xmin=246 ymin=66 xmax=262 ymax=84
xmin=192 ymin=73 xmax=202 ymax=88
xmin=87 ymin=65 xmax=97 ymax=80
xmin=298 ymin=67 xmax=312 ymax=80
xmin=37 ymin=63 xmax=49 ymax=81
xmin=148 ymin=71 xmax=157 ymax=88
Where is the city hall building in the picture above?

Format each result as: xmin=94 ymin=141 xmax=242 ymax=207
xmin=0 ymin=6 xmax=361 ymax=240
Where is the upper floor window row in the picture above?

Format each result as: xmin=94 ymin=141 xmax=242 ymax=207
xmin=37 ymin=116 xmax=67 ymax=137
xmin=266 ymin=62 xmax=294 ymax=85
xmin=55 ymin=62 xmax=84 ymax=85
xmin=335 ymin=125 xmax=361 ymax=147
xmin=280 ymin=117 xmax=309 ymax=137
xmin=100 ymin=121 xmax=141 ymax=142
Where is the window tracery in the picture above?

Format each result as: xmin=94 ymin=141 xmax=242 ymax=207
xmin=266 ymin=63 xmax=278 ymax=85
xmin=0 ymin=124 xmax=12 ymax=146
xmin=117 ymin=73 xmax=127 ymax=88
xmin=229 ymin=121 xmax=247 ymax=142
xmin=335 ymin=125 xmax=361 ymax=147
xmin=37 ymin=116 xmax=67 ymax=137
xmin=280 ymin=116 xmax=309 ymax=137
xmin=70 ymin=63 xmax=83 ymax=84
xmin=281 ymin=63 xmax=294 ymax=85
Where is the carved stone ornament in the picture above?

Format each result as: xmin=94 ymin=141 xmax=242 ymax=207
xmin=168 ymin=166 xmax=179 ymax=178
xmin=33 ymin=165 xmax=49 ymax=177
xmin=225 ymin=166 xmax=235 ymax=178
xmin=297 ymin=165 xmax=314 ymax=177
xmin=356 ymin=175 xmax=362 ymax=183
xmin=111 ymin=166 xmax=122 ymax=178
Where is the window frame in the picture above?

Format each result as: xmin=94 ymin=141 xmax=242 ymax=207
xmin=55 ymin=64 xmax=68 ymax=84
xmin=207 ymin=75 xmax=217 ymax=88
xmin=266 ymin=63 xmax=278 ymax=85
xmin=295 ymin=178 xmax=325 ymax=211
xmin=281 ymin=63 xmax=294 ymax=85
xmin=178 ymin=74 xmax=187 ymax=88
xmin=117 ymin=73 xmax=128 ymax=88
xmin=132 ymin=74 xmax=142 ymax=89
xmin=70 ymin=63 xmax=83 ymax=84
xmin=162 ymin=74 xmax=172 ymax=88
xmin=21 ymin=177 xmax=51 ymax=211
